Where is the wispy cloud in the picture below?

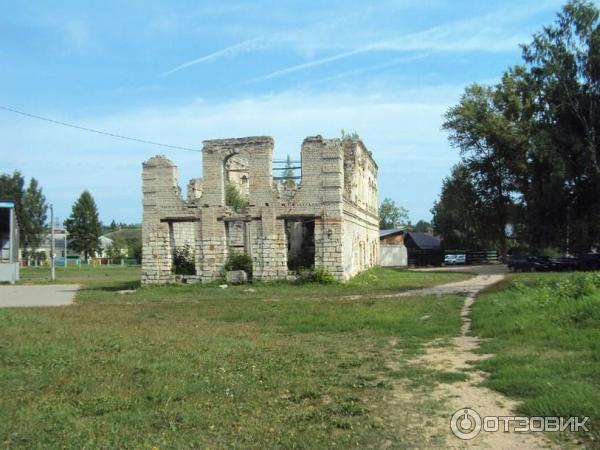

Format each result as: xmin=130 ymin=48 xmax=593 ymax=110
xmin=160 ymin=38 xmax=265 ymax=77
xmin=245 ymin=1 xmax=560 ymax=83
xmin=246 ymin=47 xmax=373 ymax=83
xmin=0 ymin=84 xmax=467 ymax=223
xmin=295 ymin=53 xmax=432 ymax=87
xmin=159 ymin=1 xmax=559 ymax=81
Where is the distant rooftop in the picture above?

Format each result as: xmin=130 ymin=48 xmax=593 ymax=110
xmin=406 ymin=232 xmax=441 ymax=249
xmin=379 ymin=228 xmax=405 ymax=238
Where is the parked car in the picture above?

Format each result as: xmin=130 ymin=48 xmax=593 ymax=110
xmin=509 ymin=253 xmax=600 ymax=272
xmin=507 ymin=255 xmax=553 ymax=272
xmin=454 ymin=254 xmax=466 ymax=264
xmin=444 ymin=255 xmax=457 ymax=265
xmin=551 ymin=256 xmax=580 ymax=271
xmin=444 ymin=254 xmax=466 ymax=265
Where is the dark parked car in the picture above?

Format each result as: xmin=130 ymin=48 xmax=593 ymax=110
xmin=507 ymin=255 xmax=554 ymax=272
xmin=551 ymin=256 xmax=580 ymax=271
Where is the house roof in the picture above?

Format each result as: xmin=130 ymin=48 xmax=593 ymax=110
xmin=406 ymin=232 xmax=441 ymax=249
xmin=379 ymin=228 xmax=405 ymax=238
xmin=99 ymin=236 xmax=114 ymax=247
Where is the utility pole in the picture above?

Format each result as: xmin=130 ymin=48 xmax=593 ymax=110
xmin=64 ymin=232 xmax=68 ymax=267
xmin=50 ymin=204 xmax=55 ymax=281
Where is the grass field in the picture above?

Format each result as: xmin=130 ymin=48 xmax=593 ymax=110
xmin=1 ymin=266 xmax=471 ymax=448
xmin=10 ymin=266 xmax=599 ymax=447
xmin=18 ymin=265 xmax=470 ymax=303
xmin=17 ymin=265 xmax=140 ymax=290
xmin=471 ymin=272 xmax=600 ymax=444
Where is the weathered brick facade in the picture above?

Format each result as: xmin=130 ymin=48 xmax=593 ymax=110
xmin=141 ymin=135 xmax=379 ymax=284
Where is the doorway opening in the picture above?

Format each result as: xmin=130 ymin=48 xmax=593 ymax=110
xmin=285 ymin=218 xmax=315 ymax=271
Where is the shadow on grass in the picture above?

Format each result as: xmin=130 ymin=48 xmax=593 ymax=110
xmin=81 ymin=280 xmax=141 ymax=292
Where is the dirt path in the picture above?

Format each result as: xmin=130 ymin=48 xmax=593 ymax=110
xmin=386 ymin=269 xmax=555 ymax=449
xmin=0 ymin=284 xmax=79 ymax=308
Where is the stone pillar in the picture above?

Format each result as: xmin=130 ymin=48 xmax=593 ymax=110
xmin=201 ymin=144 xmax=227 ymax=206
xmin=247 ymin=139 xmax=274 ymax=207
xmin=252 ymin=206 xmax=287 ymax=280
xmin=300 ymin=136 xmax=345 ymax=280
xmin=198 ymin=207 xmax=228 ymax=282
xmin=141 ymin=156 xmax=179 ymax=284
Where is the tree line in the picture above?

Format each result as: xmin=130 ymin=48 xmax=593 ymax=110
xmin=0 ymin=171 xmax=139 ymax=260
xmin=378 ymin=197 xmax=432 ymax=233
xmin=432 ymin=0 xmax=600 ymax=257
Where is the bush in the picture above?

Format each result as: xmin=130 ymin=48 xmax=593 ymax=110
xmin=173 ymin=244 xmax=195 ymax=275
xmin=295 ymin=266 xmax=336 ymax=284
xmin=130 ymin=241 xmax=142 ymax=264
xmin=224 ymin=251 xmax=253 ymax=279
xmin=225 ymin=182 xmax=249 ymax=210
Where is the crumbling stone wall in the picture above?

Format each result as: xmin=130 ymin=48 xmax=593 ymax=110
xmin=142 ymin=156 xmax=198 ymax=283
xmin=187 ymin=178 xmax=203 ymax=202
xmin=225 ymin=154 xmax=250 ymax=198
xmin=340 ymin=140 xmax=380 ymax=277
xmin=141 ymin=135 xmax=379 ymax=284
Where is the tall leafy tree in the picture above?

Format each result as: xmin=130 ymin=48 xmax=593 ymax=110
xmin=0 ymin=171 xmax=48 ymax=252
xmin=379 ymin=198 xmax=409 ymax=229
xmin=438 ymin=1 xmax=600 ymax=255
xmin=0 ymin=172 xmax=24 ymax=225
xmin=442 ymin=84 xmax=518 ymax=257
xmin=432 ymin=164 xmax=486 ymax=250
xmin=522 ymin=0 xmax=600 ymax=254
xmin=64 ymin=190 xmax=102 ymax=259
xmin=21 ymin=178 xmax=48 ymax=251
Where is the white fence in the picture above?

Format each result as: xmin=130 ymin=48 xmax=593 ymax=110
xmin=380 ymin=245 xmax=408 ymax=267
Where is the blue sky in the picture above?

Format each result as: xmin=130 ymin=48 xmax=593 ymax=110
xmin=0 ymin=0 xmax=567 ymax=224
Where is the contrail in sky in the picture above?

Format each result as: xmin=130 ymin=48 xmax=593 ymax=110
xmin=160 ymin=38 xmax=264 ymax=77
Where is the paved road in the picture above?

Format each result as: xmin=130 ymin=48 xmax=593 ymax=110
xmin=0 ymin=285 xmax=79 ymax=308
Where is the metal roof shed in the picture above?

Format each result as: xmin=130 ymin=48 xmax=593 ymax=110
xmin=0 ymin=200 xmax=19 ymax=283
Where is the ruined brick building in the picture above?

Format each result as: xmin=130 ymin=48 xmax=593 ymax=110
xmin=141 ymin=135 xmax=379 ymax=284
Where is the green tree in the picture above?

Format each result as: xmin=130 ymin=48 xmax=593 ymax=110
xmin=225 ymin=182 xmax=249 ymax=210
xmin=379 ymin=198 xmax=409 ymax=229
xmin=64 ymin=190 xmax=102 ymax=259
xmin=439 ymin=0 xmax=600 ymax=255
xmin=412 ymin=220 xmax=433 ymax=233
xmin=340 ymin=129 xmax=360 ymax=141
xmin=0 ymin=172 xmax=24 ymax=213
xmin=443 ymin=82 xmax=523 ymax=258
xmin=281 ymin=155 xmax=297 ymax=189
xmin=105 ymin=236 xmax=126 ymax=260
xmin=21 ymin=178 xmax=48 ymax=251
xmin=0 ymin=171 xmax=48 ymax=252
xmin=521 ymin=0 xmax=600 ymax=254
xmin=129 ymin=239 xmax=142 ymax=263
xmin=432 ymin=164 xmax=485 ymax=250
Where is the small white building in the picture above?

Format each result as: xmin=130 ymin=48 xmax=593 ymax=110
xmin=379 ymin=229 xmax=408 ymax=267
xmin=36 ymin=227 xmax=69 ymax=260
xmin=0 ymin=200 xmax=20 ymax=283
xmin=30 ymin=229 xmax=116 ymax=264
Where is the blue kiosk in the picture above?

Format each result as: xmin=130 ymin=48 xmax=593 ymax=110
xmin=0 ymin=200 xmax=19 ymax=283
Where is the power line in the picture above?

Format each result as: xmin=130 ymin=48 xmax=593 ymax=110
xmin=0 ymin=104 xmax=201 ymax=153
